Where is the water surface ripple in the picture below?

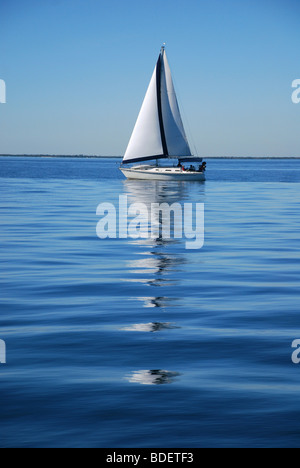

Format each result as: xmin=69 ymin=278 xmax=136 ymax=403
xmin=0 ymin=157 xmax=300 ymax=447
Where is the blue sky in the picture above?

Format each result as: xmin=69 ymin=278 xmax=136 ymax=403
xmin=0 ymin=0 xmax=299 ymax=156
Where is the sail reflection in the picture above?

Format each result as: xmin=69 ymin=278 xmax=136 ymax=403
xmin=134 ymin=296 xmax=178 ymax=308
xmin=122 ymin=179 xmax=192 ymax=295
xmin=121 ymin=322 xmax=180 ymax=332
xmin=123 ymin=251 xmax=184 ymax=288
xmin=126 ymin=369 xmax=181 ymax=385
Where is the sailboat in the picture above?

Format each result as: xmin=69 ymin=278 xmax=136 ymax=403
xmin=120 ymin=45 xmax=206 ymax=181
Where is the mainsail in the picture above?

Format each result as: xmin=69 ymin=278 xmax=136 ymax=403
xmin=122 ymin=46 xmax=192 ymax=165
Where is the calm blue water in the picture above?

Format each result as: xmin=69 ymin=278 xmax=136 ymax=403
xmin=1 ymin=156 xmax=300 ymax=448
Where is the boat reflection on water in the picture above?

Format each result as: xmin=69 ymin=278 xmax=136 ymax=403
xmin=125 ymin=369 xmax=181 ymax=385
xmin=122 ymin=180 xmax=204 ymax=385
xmin=122 ymin=179 xmax=190 ymax=293
xmin=124 ymin=178 xmax=188 ymax=211
xmin=121 ymin=180 xmax=187 ymax=331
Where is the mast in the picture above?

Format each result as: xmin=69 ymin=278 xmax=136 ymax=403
xmin=156 ymin=45 xmax=168 ymax=157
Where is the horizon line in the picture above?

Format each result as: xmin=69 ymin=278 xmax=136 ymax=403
xmin=1 ymin=155 xmax=300 ymax=160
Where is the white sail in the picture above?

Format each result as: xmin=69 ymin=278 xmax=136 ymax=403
xmin=123 ymin=65 xmax=164 ymax=164
xmin=160 ymin=51 xmax=192 ymax=157
xmin=122 ymin=47 xmax=192 ymax=165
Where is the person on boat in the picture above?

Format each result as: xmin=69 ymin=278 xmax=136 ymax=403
xmin=199 ymin=162 xmax=207 ymax=172
xmin=177 ymin=162 xmax=182 ymax=168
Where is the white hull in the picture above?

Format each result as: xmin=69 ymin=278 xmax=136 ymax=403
xmin=120 ymin=165 xmax=205 ymax=181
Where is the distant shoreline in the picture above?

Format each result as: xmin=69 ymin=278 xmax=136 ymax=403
xmin=1 ymin=155 xmax=300 ymax=160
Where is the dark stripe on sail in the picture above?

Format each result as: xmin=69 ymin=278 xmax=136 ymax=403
xmin=156 ymin=53 xmax=168 ymax=157
xmin=122 ymin=154 xmax=168 ymax=165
